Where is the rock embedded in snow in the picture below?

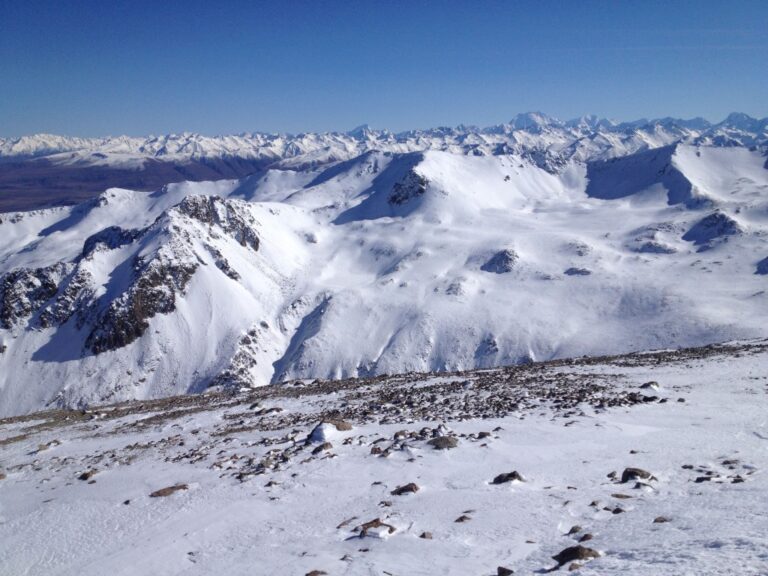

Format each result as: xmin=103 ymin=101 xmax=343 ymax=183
xmin=682 ymin=210 xmax=742 ymax=249
xmin=428 ymin=436 xmax=459 ymax=450
xmin=390 ymin=482 xmax=420 ymax=495
xmin=620 ymin=467 xmax=656 ymax=484
xmin=552 ymin=545 xmax=600 ymax=566
xmin=149 ymin=484 xmax=188 ymax=497
xmin=564 ymin=267 xmax=591 ymax=276
xmin=755 ymin=257 xmax=768 ymax=275
xmin=481 ymin=249 xmax=519 ymax=274
xmin=491 ymin=471 xmax=525 ymax=484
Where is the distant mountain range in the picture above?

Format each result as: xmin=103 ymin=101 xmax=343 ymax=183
xmin=1 ymin=112 xmax=766 ymax=212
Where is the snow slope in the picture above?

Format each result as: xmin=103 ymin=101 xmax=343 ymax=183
xmin=1 ymin=341 xmax=767 ymax=575
xmin=1 ymin=141 xmax=768 ymax=416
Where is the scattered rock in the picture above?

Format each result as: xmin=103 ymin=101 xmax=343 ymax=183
xmin=653 ymin=516 xmax=670 ymax=523
xmin=454 ymin=515 xmax=471 ymax=523
xmin=568 ymin=563 xmax=582 ymax=572
xmin=306 ymin=571 xmax=327 ymax=576
xmin=497 ymin=567 xmax=514 ymax=576
xmin=578 ymin=533 xmax=593 ymax=543
xmin=149 ymin=483 xmax=188 ymax=497
xmin=391 ymin=482 xmax=420 ymax=496
xmin=420 ymin=531 xmax=433 ymax=540
xmin=566 ymin=525 xmax=582 ymax=535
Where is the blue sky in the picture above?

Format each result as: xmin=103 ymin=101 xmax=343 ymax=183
xmin=1 ymin=0 xmax=766 ymax=136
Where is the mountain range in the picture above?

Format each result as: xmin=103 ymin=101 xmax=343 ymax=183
xmin=1 ymin=112 xmax=766 ymax=212
xmin=0 ymin=112 xmax=767 ymax=416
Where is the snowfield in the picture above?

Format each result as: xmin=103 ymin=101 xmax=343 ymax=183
xmin=0 ymin=127 xmax=768 ymax=416
xmin=1 ymin=341 xmax=767 ymax=575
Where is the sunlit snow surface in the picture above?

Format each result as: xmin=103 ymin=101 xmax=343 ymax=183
xmin=1 ymin=341 xmax=767 ymax=575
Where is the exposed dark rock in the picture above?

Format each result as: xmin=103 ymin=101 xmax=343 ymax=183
xmin=77 ymin=469 xmax=98 ymax=481
xmin=356 ymin=518 xmax=396 ymax=537
xmin=491 ymin=471 xmax=525 ymax=484
xmin=176 ymin=195 xmax=260 ymax=251
xmin=0 ymin=263 xmax=70 ymax=329
xmin=389 ymin=170 xmax=427 ymax=206
xmin=81 ymin=226 xmax=142 ymax=258
xmin=564 ymin=267 xmax=591 ymax=276
xmin=312 ymin=442 xmax=333 ymax=455
xmin=756 ymin=257 xmax=768 ymax=275
xmin=620 ymin=467 xmax=655 ymax=483
xmin=635 ymin=241 xmax=676 ymax=254
xmin=86 ymin=254 xmax=198 ymax=354
xmin=653 ymin=516 xmax=670 ymax=523
xmin=150 ymin=483 xmax=189 ymax=497
xmin=428 ymin=436 xmax=458 ymax=450
xmin=481 ymin=249 xmax=518 ymax=274
xmin=682 ymin=210 xmax=741 ymax=249
xmin=391 ymin=482 xmax=420 ymax=496
xmin=420 ymin=531 xmax=433 ymax=539
xmin=552 ymin=545 xmax=600 ymax=566
xmin=497 ymin=567 xmax=514 ymax=576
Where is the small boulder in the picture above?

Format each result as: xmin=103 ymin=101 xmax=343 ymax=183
xmin=428 ymin=436 xmax=458 ymax=450
xmin=653 ymin=516 xmax=670 ymax=523
xmin=497 ymin=567 xmax=514 ymax=576
xmin=491 ymin=471 xmax=525 ymax=484
xmin=312 ymin=442 xmax=333 ymax=455
xmin=391 ymin=482 xmax=420 ymax=496
xmin=620 ymin=467 xmax=655 ymax=483
xmin=78 ymin=469 xmax=98 ymax=481
xmin=420 ymin=531 xmax=433 ymax=539
xmin=150 ymin=483 xmax=188 ymax=497
xmin=552 ymin=545 xmax=600 ymax=566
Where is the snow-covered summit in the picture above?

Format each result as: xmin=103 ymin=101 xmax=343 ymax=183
xmin=2 ymin=112 xmax=766 ymax=164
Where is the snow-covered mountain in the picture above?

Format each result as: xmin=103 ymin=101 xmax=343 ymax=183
xmin=0 ymin=114 xmax=767 ymax=416
xmin=1 ymin=112 xmax=766 ymax=212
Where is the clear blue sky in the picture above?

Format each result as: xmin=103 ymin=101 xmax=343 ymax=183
xmin=1 ymin=0 xmax=766 ymax=137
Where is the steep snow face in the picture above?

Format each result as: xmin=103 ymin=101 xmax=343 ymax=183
xmin=1 ymin=144 xmax=768 ymax=415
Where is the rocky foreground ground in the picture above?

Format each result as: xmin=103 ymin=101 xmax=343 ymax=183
xmin=1 ymin=340 xmax=768 ymax=575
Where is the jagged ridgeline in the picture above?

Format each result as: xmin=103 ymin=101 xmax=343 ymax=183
xmin=0 ymin=115 xmax=767 ymax=416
